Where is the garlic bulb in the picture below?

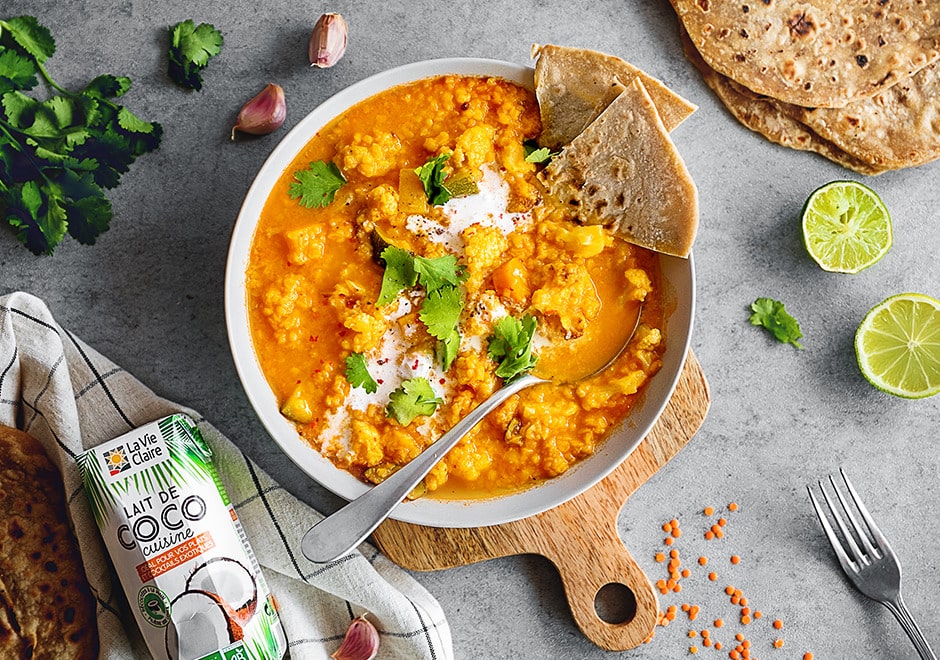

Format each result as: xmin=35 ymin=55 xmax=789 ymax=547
xmin=231 ymin=83 xmax=286 ymax=139
xmin=331 ymin=614 xmax=379 ymax=660
xmin=309 ymin=13 xmax=348 ymax=68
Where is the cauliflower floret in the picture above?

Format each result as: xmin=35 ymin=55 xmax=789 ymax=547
xmin=461 ymin=224 xmax=508 ymax=293
xmin=340 ymin=132 xmax=402 ymax=177
xmin=530 ymin=263 xmax=600 ymax=338
xmin=282 ymin=224 xmax=326 ymax=265
xmin=262 ymin=273 xmax=314 ymax=344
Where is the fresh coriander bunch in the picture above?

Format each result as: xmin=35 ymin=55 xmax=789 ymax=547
xmin=0 ymin=16 xmax=162 ymax=255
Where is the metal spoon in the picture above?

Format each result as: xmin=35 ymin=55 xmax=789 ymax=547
xmin=301 ymin=303 xmax=643 ymax=564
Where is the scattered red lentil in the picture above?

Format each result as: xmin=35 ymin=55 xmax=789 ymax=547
xmin=704 ymin=530 xmax=715 ymax=540
xmin=714 ymin=618 xmax=724 ymax=628
xmin=774 ymin=638 xmax=784 ymax=648
xmin=773 ymin=619 xmax=783 ymax=630
xmin=655 ymin=552 xmax=666 ymax=562
xmin=689 ymin=646 xmax=698 ymax=654
xmin=682 ymin=568 xmax=692 ymax=578
xmin=741 ymin=614 xmax=751 ymax=625
xmin=731 ymin=555 xmax=741 ymax=565
xmin=728 ymin=502 xmax=739 ymax=512
xmin=753 ymin=610 xmax=762 ymax=619
xmin=665 ymin=537 xmax=674 ymax=546
xmin=718 ymin=517 xmax=728 ymax=527
xmin=708 ymin=571 xmax=718 ymax=581
xmin=714 ymin=642 xmax=723 ymax=651
xmin=803 ymin=654 xmax=813 ymax=660
xmin=698 ymin=556 xmax=708 ymax=566
xmin=704 ymin=506 xmax=715 ymax=516
xmin=725 ymin=586 xmax=735 ymax=596
xmin=688 ymin=630 xmax=697 ymax=638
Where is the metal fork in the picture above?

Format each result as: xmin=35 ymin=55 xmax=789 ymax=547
xmin=807 ymin=468 xmax=937 ymax=660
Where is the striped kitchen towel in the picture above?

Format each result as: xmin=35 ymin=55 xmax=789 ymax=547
xmin=0 ymin=291 xmax=453 ymax=660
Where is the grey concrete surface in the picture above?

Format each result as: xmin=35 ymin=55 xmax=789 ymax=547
xmin=3 ymin=1 xmax=939 ymax=658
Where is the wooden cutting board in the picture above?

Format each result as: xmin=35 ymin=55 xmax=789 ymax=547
xmin=373 ymin=351 xmax=710 ymax=651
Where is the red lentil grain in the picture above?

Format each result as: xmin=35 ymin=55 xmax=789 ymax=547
xmin=718 ymin=517 xmax=728 ymax=527
xmin=705 ymin=530 xmax=715 ymax=540
xmin=682 ymin=568 xmax=692 ymax=578
xmin=655 ymin=552 xmax=666 ymax=562
xmin=774 ymin=639 xmax=784 ymax=649
xmin=731 ymin=555 xmax=741 ymax=565
xmin=714 ymin=619 xmax=724 ymax=628
xmin=704 ymin=506 xmax=715 ymax=516
xmin=728 ymin=502 xmax=739 ymax=512
xmin=708 ymin=571 xmax=718 ymax=581
xmin=698 ymin=556 xmax=708 ymax=566
xmin=773 ymin=620 xmax=783 ymax=630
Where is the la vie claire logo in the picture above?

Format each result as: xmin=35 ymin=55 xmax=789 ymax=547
xmin=102 ymin=432 xmax=165 ymax=476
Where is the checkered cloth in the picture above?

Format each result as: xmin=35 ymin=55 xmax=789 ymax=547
xmin=0 ymin=291 xmax=453 ymax=660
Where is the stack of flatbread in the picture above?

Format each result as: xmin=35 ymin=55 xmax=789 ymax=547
xmin=671 ymin=0 xmax=940 ymax=174
xmin=532 ymin=44 xmax=700 ymax=258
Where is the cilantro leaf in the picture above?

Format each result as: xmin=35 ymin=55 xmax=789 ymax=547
xmin=436 ymin=330 xmax=461 ymax=372
xmin=3 ymin=16 xmax=55 ymax=64
xmin=345 ymin=353 xmax=378 ymax=394
xmin=413 ymin=253 xmax=467 ymax=292
xmin=289 ymin=160 xmax=346 ymax=208
xmin=386 ymin=378 xmax=442 ymax=425
xmin=377 ymin=245 xmax=418 ymax=305
xmin=749 ymin=297 xmax=804 ymax=349
xmin=0 ymin=49 xmax=38 ymax=92
xmin=0 ymin=16 xmax=161 ymax=254
xmin=167 ymin=19 xmax=223 ymax=90
xmin=523 ymin=139 xmax=558 ymax=164
xmin=488 ymin=314 xmax=539 ymax=381
xmin=419 ymin=286 xmax=463 ymax=340
xmin=415 ymin=153 xmax=452 ymax=206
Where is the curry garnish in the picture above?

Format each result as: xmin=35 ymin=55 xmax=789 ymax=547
xmin=345 ymin=353 xmax=378 ymax=393
xmin=386 ymin=377 xmax=443 ymax=425
xmin=488 ymin=314 xmax=539 ymax=381
xmin=289 ymin=159 xmax=346 ymax=208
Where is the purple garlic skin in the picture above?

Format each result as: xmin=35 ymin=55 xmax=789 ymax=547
xmin=330 ymin=614 xmax=379 ymax=660
xmin=309 ymin=13 xmax=348 ymax=68
xmin=232 ymin=83 xmax=286 ymax=139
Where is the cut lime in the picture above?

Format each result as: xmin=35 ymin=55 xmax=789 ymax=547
xmin=855 ymin=293 xmax=940 ymax=398
xmin=801 ymin=181 xmax=892 ymax=274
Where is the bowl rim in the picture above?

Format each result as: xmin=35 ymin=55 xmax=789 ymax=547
xmin=224 ymin=57 xmax=696 ymax=528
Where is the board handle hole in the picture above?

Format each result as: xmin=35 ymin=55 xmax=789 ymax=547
xmin=594 ymin=582 xmax=637 ymax=625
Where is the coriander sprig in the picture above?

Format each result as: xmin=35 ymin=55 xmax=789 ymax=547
xmin=0 ymin=15 xmax=162 ymax=254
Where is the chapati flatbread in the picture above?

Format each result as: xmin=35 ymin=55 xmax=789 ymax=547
xmin=680 ymin=27 xmax=887 ymax=175
xmin=0 ymin=426 xmax=98 ymax=660
xmin=532 ymin=43 xmax=697 ymax=149
xmin=671 ymin=0 xmax=940 ymax=108
xmin=780 ymin=61 xmax=940 ymax=171
xmin=539 ymin=78 xmax=699 ymax=258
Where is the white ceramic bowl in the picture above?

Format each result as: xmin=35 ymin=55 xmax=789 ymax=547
xmin=225 ymin=58 xmax=695 ymax=528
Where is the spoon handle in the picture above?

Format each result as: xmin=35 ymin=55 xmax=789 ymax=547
xmin=301 ymin=372 xmax=545 ymax=563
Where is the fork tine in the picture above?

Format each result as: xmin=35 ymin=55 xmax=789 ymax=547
xmin=839 ymin=467 xmax=894 ymax=558
xmin=820 ymin=476 xmax=870 ymax=568
xmin=807 ymin=483 xmax=857 ymax=574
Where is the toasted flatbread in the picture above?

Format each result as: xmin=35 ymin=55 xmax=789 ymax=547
xmin=532 ymin=43 xmax=697 ymax=150
xmin=680 ymin=27 xmax=887 ymax=175
xmin=0 ymin=426 xmax=98 ymax=660
xmin=670 ymin=0 xmax=940 ymax=108
xmin=539 ymin=78 xmax=699 ymax=258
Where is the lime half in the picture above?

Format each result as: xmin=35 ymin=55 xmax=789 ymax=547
xmin=855 ymin=293 xmax=940 ymax=398
xmin=801 ymin=181 xmax=892 ymax=274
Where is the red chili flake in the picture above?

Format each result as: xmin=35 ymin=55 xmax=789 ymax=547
xmin=439 ymin=378 xmax=446 ymax=385
xmin=377 ymin=379 xmax=384 ymax=384
xmin=412 ymin=359 xmax=420 ymax=370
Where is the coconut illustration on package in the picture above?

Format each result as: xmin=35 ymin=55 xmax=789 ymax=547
xmin=79 ymin=414 xmax=287 ymax=660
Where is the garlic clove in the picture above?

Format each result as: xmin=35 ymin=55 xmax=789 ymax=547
xmin=309 ymin=13 xmax=348 ymax=68
xmin=232 ymin=83 xmax=286 ymax=140
xmin=331 ymin=614 xmax=379 ymax=660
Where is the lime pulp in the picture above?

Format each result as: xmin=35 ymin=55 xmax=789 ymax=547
xmin=855 ymin=293 xmax=940 ymax=398
xmin=801 ymin=180 xmax=892 ymax=274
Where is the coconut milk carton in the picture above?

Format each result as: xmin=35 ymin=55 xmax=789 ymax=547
xmin=78 ymin=414 xmax=287 ymax=660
